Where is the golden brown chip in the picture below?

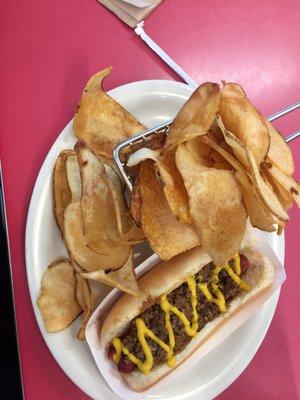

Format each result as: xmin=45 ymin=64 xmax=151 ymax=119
xmin=63 ymin=202 xmax=131 ymax=271
xmin=215 ymin=119 xmax=289 ymax=222
xmin=219 ymin=82 xmax=270 ymax=164
xmin=165 ymin=82 xmax=220 ymax=150
xmin=75 ymin=273 xmax=93 ymax=340
xmin=76 ymin=142 xmax=119 ymax=241
xmin=127 ymin=147 xmax=191 ymax=224
xmin=81 ymin=251 xmax=140 ymax=296
xmin=217 ymin=116 xmax=248 ymax=166
xmin=65 ymin=154 xmax=81 ymax=202
xmin=155 ymin=149 xmax=191 ymax=224
xmin=53 ymin=150 xmax=74 ymax=232
xmin=37 ymin=260 xmax=82 ymax=333
xmin=246 ymin=149 xmax=289 ymax=221
xmin=105 ymin=163 xmax=132 ymax=236
xmin=130 ymin=174 xmax=142 ymax=227
xmin=236 ymin=171 xmax=276 ymax=232
xmin=176 ymin=144 xmax=247 ymax=266
xmin=118 ymin=224 xmax=145 ymax=244
xmin=266 ymin=162 xmax=300 ymax=208
xmin=73 ymin=67 xmax=145 ymax=159
xmin=263 ymin=166 xmax=293 ymax=211
xmin=201 ymin=135 xmax=276 ymax=232
xmin=140 ymin=160 xmax=200 ymax=260
xmin=183 ymin=136 xmax=213 ymax=167
xmin=266 ymin=120 xmax=294 ymax=176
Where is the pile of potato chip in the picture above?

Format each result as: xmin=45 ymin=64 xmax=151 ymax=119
xmin=38 ymin=67 xmax=300 ymax=339
xmin=38 ymin=68 xmax=146 ymax=338
xmin=127 ymin=81 xmax=300 ymax=266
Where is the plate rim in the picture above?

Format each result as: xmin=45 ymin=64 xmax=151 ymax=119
xmin=25 ymin=79 xmax=283 ymax=400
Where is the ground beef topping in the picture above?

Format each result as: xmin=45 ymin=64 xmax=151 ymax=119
xmin=109 ymin=253 xmax=250 ymax=373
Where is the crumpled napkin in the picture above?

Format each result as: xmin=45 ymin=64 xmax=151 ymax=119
xmin=98 ymin=0 xmax=163 ymax=27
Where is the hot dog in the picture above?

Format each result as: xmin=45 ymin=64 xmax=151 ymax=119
xmin=100 ymin=244 xmax=274 ymax=391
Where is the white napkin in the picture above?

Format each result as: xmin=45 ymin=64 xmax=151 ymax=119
xmin=98 ymin=0 xmax=163 ymax=27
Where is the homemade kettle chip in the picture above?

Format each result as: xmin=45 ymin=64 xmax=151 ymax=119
xmin=53 ymin=150 xmax=74 ymax=232
xmin=37 ymin=260 xmax=82 ymax=332
xmin=219 ymin=82 xmax=270 ymax=165
xmin=165 ymin=82 xmax=220 ymax=150
xmin=139 ymin=160 xmax=200 ymax=260
xmin=176 ymin=143 xmax=247 ymax=266
xmin=63 ymin=202 xmax=131 ymax=271
xmin=73 ymin=67 xmax=145 ymax=159
xmin=81 ymin=251 xmax=140 ymax=296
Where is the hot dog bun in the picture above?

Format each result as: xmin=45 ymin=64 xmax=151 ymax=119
xmin=101 ymin=244 xmax=274 ymax=392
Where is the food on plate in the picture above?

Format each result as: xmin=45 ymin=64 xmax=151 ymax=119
xmin=73 ymin=67 xmax=145 ymax=160
xmin=127 ymin=147 xmax=191 ymax=224
xmin=37 ymin=260 xmax=82 ymax=332
xmin=264 ymin=162 xmax=300 ymax=207
xmin=76 ymin=141 xmax=121 ymax=242
xmin=126 ymin=80 xmax=299 ymax=264
xmin=39 ymin=70 xmax=299 ymax=345
xmin=101 ymin=245 xmax=274 ymax=391
xmin=165 ymin=82 xmax=220 ymax=150
xmin=265 ymin=120 xmax=294 ymax=176
xmin=139 ymin=160 xmax=200 ymax=260
xmin=245 ymin=149 xmax=289 ymax=221
xmin=53 ymin=149 xmax=75 ymax=232
xmin=201 ymin=134 xmax=277 ymax=232
xmin=65 ymin=153 xmax=82 ymax=202
xmin=175 ymin=143 xmax=247 ymax=266
xmin=130 ymin=174 xmax=142 ymax=227
xmin=219 ymin=82 xmax=270 ymax=164
xmin=75 ymin=273 xmax=93 ymax=340
xmin=81 ymin=250 xmax=140 ymax=296
xmin=63 ymin=202 xmax=131 ymax=271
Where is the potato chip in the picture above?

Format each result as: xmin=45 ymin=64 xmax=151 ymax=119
xmin=266 ymin=162 xmax=300 ymax=208
xmin=235 ymin=171 xmax=276 ymax=232
xmin=130 ymin=174 xmax=142 ymax=227
xmin=105 ymin=163 xmax=132 ymax=236
xmin=140 ymin=160 xmax=200 ymax=260
xmin=263 ymin=166 xmax=293 ymax=211
xmin=246 ymin=149 xmax=289 ymax=221
xmin=219 ymin=82 xmax=270 ymax=164
xmin=53 ymin=150 xmax=74 ymax=232
xmin=81 ymin=251 xmax=140 ymax=296
xmin=210 ymin=149 xmax=232 ymax=170
xmin=128 ymin=147 xmax=191 ymax=224
xmin=266 ymin=120 xmax=294 ymax=176
xmin=73 ymin=67 xmax=145 ymax=159
xmin=37 ymin=260 xmax=82 ymax=332
xmin=118 ymin=224 xmax=145 ymax=244
xmin=75 ymin=273 xmax=93 ymax=340
xmin=165 ymin=82 xmax=220 ymax=150
xmin=76 ymin=142 xmax=119 ymax=241
xmin=63 ymin=202 xmax=131 ymax=271
xmin=71 ymin=259 xmax=112 ymax=309
xmin=176 ymin=144 xmax=247 ymax=266
xmin=155 ymin=149 xmax=191 ymax=224
xmin=201 ymin=135 xmax=276 ymax=232
xmin=216 ymin=116 xmax=248 ymax=166
xmin=65 ymin=154 xmax=81 ymax=202
xmin=183 ymin=136 xmax=213 ymax=167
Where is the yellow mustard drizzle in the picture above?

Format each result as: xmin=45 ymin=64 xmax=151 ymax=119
xmin=224 ymin=264 xmax=251 ymax=292
xmin=199 ymin=265 xmax=226 ymax=312
xmin=233 ymin=253 xmax=241 ymax=275
xmin=112 ymin=254 xmax=251 ymax=374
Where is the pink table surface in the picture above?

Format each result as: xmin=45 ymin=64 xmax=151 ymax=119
xmin=1 ymin=1 xmax=300 ymax=399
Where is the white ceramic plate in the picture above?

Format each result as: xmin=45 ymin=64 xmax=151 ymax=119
xmin=25 ymin=80 xmax=284 ymax=400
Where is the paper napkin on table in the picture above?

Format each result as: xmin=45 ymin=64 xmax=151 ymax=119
xmin=98 ymin=0 xmax=163 ymax=27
